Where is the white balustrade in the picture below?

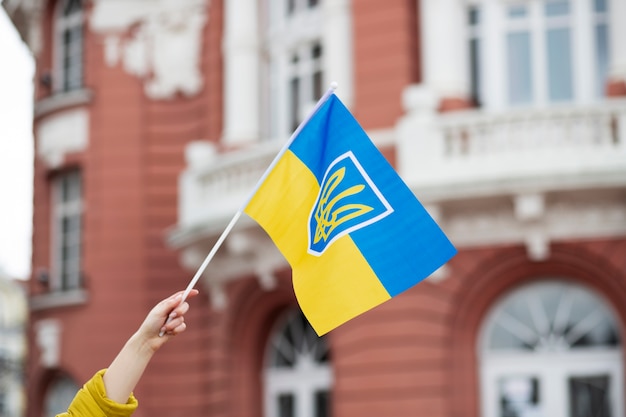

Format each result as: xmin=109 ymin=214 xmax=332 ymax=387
xmin=178 ymin=140 xmax=282 ymax=229
xmin=441 ymin=106 xmax=620 ymax=157
xmin=177 ymin=96 xmax=626 ymax=235
xmin=397 ymin=87 xmax=626 ymax=199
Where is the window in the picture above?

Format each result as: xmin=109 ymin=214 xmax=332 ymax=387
xmin=468 ymin=6 xmax=483 ymax=106
xmin=0 ymin=390 xmax=5 ymax=416
xmin=51 ymin=171 xmax=82 ymax=292
xmin=505 ymin=4 xmax=534 ymax=105
xmin=544 ymin=0 xmax=574 ymax=102
xmin=54 ymin=0 xmax=84 ymax=92
xmin=288 ymin=42 xmax=324 ymax=132
xmin=593 ymin=0 xmax=609 ymax=97
xmin=44 ymin=375 xmax=79 ymax=417
xmin=286 ymin=0 xmax=319 ymax=17
xmin=480 ymin=281 xmax=623 ymax=417
xmin=468 ymin=0 xmax=611 ymax=108
xmin=264 ymin=310 xmax=333 ymax=417
xmin=263 ymin=0 xmax=324 ymax=140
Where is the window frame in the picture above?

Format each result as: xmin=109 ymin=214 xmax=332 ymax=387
xmin=468 ymin=0 xmax=610 ymax=110
xmin=263 ymin=309 xmax=333 ymax=417
xmin=53 ymin=0 xmax=85 ymax=93
xmin=478 ymin=280 xmax=624 ymax=417
xmin=262 ymin=0 xmax=325 ymax=141
xmin=44 ymin=375 xmax=80 ymax=417
xmin=50 ymin=170 xmax=83 ymax=293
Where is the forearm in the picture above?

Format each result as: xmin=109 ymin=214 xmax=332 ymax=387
xmin=100 ymin=290 xmax=197 ymax=405
xmin=103 ymin=332 xmax=155 ymax=404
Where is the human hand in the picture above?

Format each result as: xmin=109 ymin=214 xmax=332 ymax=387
xmin=135 ymin=289 xmax=199 ymax=353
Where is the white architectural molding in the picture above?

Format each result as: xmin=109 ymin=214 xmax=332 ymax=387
xmin=222 ymin=0 xmax=260 ymax=145
xmin=3 ymin=0 xmax=44 ymax=55
xmin=35 ymin=319 xmax=61 ymax=368
xmin=420 ymin=0 xmax=468 ymax=99
xmin=90 ymin=0 xmax=208 ymax=100
xmin=608 ymin=0 xmax=626 ymax=82
xmin=322 ymin=0 xmax=354 ymax=107
xmin=515 ymin=194 xmax=549 ymax=260
xmin=177 ymin=226 xmax=288 ymax=309
xmin=397 ymin=96 xmax=626 ymax=194
xmin=34 ymin=88 xmax=92 ymax=118
xmin=443 ymin=192 xmax=626 ymax=260
xmin=396 ymin=84 xmax=442 ymax=179
xmin=208 ymin=282 xmax=227 ymax=310
xmin=257 ymin=269 xmax=278 ymax=291
xmin=524 ymin=225 xmax=549 ymax=261
xmin=36 ymin=108 xmax=89 ymax=168
xmin=514 ymin=193 xmax=545 ymax=222
xmin=223 ymin=0 xmax=353 ymax=144
xmin=176 ymin=140 xmax=281 ymax=230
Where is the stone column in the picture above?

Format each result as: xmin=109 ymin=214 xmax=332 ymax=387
xmin=223 ymin=0 xmax=260 ymax=145
xmin=322 ymin=0 xmax=353 ymax=106
xmin=420 ymin=0 xmax=471 ymax=110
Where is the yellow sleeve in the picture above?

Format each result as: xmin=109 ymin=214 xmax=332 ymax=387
xmin=56 ymin=369 xmax=139 ymax=417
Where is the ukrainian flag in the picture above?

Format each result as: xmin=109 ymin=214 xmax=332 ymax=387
xmin=244 ymin=93 xmax=456 ymax=335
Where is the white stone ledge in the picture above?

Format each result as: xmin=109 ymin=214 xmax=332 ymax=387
xmin=34 ymin=88 xmax=92 ymax=118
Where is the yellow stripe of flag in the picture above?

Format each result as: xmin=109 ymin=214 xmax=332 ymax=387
xmin=244 ymin=150 xmax=390 ymax=335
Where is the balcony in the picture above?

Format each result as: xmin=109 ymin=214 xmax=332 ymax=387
xmin=169 ymin=140 xmax=282 ymax=248
xmin=397 ymin=86 xmax=626 ymax=202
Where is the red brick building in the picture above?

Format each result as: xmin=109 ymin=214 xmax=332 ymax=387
xmin=4 ymin=0 xmax=626 ymax=416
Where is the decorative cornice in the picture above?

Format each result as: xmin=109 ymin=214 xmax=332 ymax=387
xmin=90 ymin=0 xmax=208 ymax=100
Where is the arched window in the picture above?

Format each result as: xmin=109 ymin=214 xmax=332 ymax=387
xmin=54 ymin=0 xmax=84 ymax=92
xmin=264 ymin=309 xmax=333 ymax=417
xmin=479 ymin=280 xmax=623 ymax=417
xmin=44 ymin=375 xmax=79 ymax=417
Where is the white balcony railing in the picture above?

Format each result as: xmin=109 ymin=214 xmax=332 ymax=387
xmin=173 ymin=92 xmax=626 ymax=243
xmin=397 ymin=87 xmax=626 ymax=200
xmin=175 ymin=141 xmax=282 ymax=236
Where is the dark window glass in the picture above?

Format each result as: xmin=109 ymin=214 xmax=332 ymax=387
xmin=468 ymin=6 xmax=480 ymax=25
xmin=469 ymin=38 xmax=481 ymax=105
xmin=569 ymin=375 xmax=611 ymax=417
xmin=315 ymin=390 xmax=331 ymax=417
xmin=312 ymin=43 xmax=322 ymax=59
xmin=63 ymin=0 xmax=81 ymax=16
xmin=278 ymin=394 xmax=295 ymax=417
xmin=290 ymin=77 xmax=300 ymax=132
xmin=594 ymin=0 xmax=607 ymax=12
xmin=468 ymin=6 xmax=481 ymax=106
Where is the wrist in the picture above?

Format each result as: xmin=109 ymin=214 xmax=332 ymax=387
xmin=128 ymin=331 xmax=159 ymax=357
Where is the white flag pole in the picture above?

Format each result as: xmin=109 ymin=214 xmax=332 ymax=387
xmin=160 ymin=83 xmax=338 ymax=336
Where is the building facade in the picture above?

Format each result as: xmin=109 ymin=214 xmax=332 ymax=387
xmin=4 ymin=0 xmax=626 ymax=416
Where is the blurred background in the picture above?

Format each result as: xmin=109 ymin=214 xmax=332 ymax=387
xmin=0 ymin=4 xmax=32 ymax=280
xmin=0 ymin=0 xmax=625 ymax=416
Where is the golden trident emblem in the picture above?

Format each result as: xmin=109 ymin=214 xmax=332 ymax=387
xmin=313 ymin=167 xmax=374 ymax=244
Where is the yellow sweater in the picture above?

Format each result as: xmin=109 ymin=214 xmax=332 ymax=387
xmin=56 ymin=369 xmax=138 ymax=417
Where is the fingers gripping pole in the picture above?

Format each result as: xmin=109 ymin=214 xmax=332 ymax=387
xmin=159 ymin=211 xmax=242 ymax=336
